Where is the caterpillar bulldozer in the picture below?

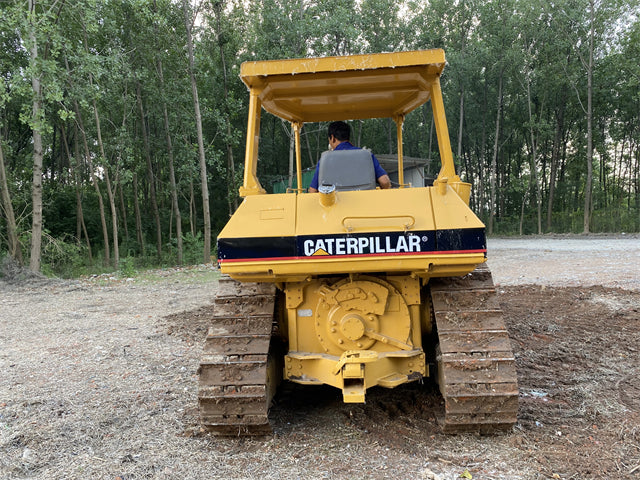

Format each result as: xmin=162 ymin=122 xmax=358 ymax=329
xmin=198 ymin=49 xmax=518 ymax=435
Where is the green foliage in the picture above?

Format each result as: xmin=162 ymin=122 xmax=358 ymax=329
xmin=1 ymin=0 xmax=639 ymax=279
xmin=118 ymin=256 xmax=136 ymax=278
xmin=179 ymin=232 xmax=207 ymax=265
xmin=38 ymin=232 xmax=90 ymax=278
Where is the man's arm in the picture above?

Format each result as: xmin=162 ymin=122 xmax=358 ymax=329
xmin=377 ymin=174 xmax=391 ymax=189
xmin=308 ymin=163 xmax=320 ymax=192
xmin=371 ymin=154 xmax=390 ymax=189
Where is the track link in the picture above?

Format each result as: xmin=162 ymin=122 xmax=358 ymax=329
xmin=198 ymin=277 xmax=278 ymax=435
xmin=430 ymin=264 xmax=518 ymax=433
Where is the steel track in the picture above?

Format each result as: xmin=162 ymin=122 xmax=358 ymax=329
xmin=197 ymin=277 xmax=278 ymax=435
xmin=198 ymin=267 xmax=518 ymax=435
xmin=430 ymin=264 xmax=519 ymax=433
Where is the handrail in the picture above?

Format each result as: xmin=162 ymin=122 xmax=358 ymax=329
xmin=394 ymin=115 xmax=405 ymax=188
xmin=293 ymin=121 xmax=304 ymax=194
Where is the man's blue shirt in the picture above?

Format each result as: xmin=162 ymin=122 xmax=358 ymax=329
xmin=309 ymin=142 xmax=387 ymax=190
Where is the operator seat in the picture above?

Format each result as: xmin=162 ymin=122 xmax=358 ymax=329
xmin=317 ymin=149 xmax=377 ymax=191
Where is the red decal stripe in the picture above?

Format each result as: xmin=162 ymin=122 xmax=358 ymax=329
xmin=219 ymin=249 xmax=486 ymax=264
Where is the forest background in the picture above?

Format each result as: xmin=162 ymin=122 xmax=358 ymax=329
xmin=1 ymin=0 xmax=639 ymax=277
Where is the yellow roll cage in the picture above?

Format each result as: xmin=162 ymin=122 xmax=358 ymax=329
xmin=239 ymin=49 xmax=460 ymax=197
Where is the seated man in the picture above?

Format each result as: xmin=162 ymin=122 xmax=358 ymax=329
xmin=308 ymin=121 xmax=391 ymax=192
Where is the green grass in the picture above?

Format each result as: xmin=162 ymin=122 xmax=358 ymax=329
xmin=81 ymin=264 xmax=222 ymax=286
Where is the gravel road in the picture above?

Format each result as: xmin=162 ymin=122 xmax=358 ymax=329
xmin=488 ymin=235 xmax=640 ymax=291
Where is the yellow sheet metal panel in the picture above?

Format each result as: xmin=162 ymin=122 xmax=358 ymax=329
xmin=241 ymin=49 xmax=445 ymax=80
xmin=219 ymin=253 xmax=485 ymax=283
xmin=218 ymin=193 xmax=296 ymax=238
xmin=429 ymin=185 xmax=485 ymax=231
xmin=218 ymin=186 xmax=487 ymax=282
xmin=296 ymin=187 xmax=436 ymax=235
xmin=240 ymin=50 xmax=446 ymax=122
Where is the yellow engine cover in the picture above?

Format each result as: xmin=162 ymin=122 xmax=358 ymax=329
xmin=217 ymin=185 xmax=486 ymax=283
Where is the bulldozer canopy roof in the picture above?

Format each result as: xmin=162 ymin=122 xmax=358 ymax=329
xmin=240 ymin=49 xmax=446 ymax=123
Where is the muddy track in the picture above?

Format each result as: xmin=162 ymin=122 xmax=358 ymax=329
xmin=431 ymin=265 xmax=518 ymax=433
xmin=197 ymin=278 xmax=277 ymax=435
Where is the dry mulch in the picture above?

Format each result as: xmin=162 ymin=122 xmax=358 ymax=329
xmin=1 ymin=261 xmax=639 ymax=479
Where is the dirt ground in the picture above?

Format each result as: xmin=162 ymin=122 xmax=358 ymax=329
xmin=1 ymin=235 xmax=639 ymax=480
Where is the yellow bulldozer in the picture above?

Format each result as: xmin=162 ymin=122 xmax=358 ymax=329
xmin=198 ymin=49 xmax=518 ymax=435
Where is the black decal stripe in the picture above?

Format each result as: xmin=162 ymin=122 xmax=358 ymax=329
xmin=297 ymin=231 xmax=436 ymax=256
xmin=217 ymin=236 xmax=296 ymax=261
xmin=217 ymin=228 xmax=486 ymax=261
xmin=219 ymin=249 xmax=487 ymax=264
xmin=436 ymin=228 xmax=486 ymax=251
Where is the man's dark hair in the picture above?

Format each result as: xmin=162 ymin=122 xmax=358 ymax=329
xmin=328 ymin=121 xmax=350 ymax=141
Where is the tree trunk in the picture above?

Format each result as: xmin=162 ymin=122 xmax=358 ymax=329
xmin=157 ymin=59 xmax=183 ymax=264
xmin=104 ymin=168 xmax=119 ymax=268
xmin=583 ymin=0 xmax=595 ymax=234
xmin=0 ymin=141 xmax=22 ymax=263
xmin=213 ymin=2 xmax=238 ymax=215
xmin=315 ymin=120 xmax=323 ymax=161
xmin=305 ymin=130 xmax=314 ymax=168
xmin=80 ymin=19 xmax=118 ymax=266
xmin=74 ymin=101 xmax=110 ymax=265
xmin=189 ymin=177 xmax=196 ymax=237
xmin=629 ymin=145 xmax=640 ymax=232
xmin=118 ymin=182 xmax=129 ymax=246
xmin=91 ymin=97 xmax=119 ymax=268
xmin=519 ymin=188 xmax=528 ymax=236
xmin=224 ymin=120 xmax=238 ymax=212
xmin=477 ymin=81 xmax=488 ymax=218
xmin=526 ymin=75 xmax=542 ymax=234
xmin=132 ymin=172 xmax=145 ymax=255
xmin=28 ymin=0 xmax=43 ymax=272
xmin=75 ymin=179 xmax=92 ymax=262
xmin=117 ymin=85 xmax=130 ymax=249
xmin=547 ymin=105 xmax=564 ymax=231
xmin=183 ymin=0 xmax=211 ymax=263
xmin=457 ymin=85 xmax=464 ymax=164
xmin=136 ymin=81 xmax=162 ymax=259
xmin=386 ymin=118 xmax=393 ymax=153
xmin=488 ymin=72 xmax=503 ymax=235
xmin=66 ymin=123 xmax=92 ymax=261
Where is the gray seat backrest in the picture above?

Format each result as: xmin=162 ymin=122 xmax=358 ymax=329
xmin=317 ymin=149 xmax=376 ymax=191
